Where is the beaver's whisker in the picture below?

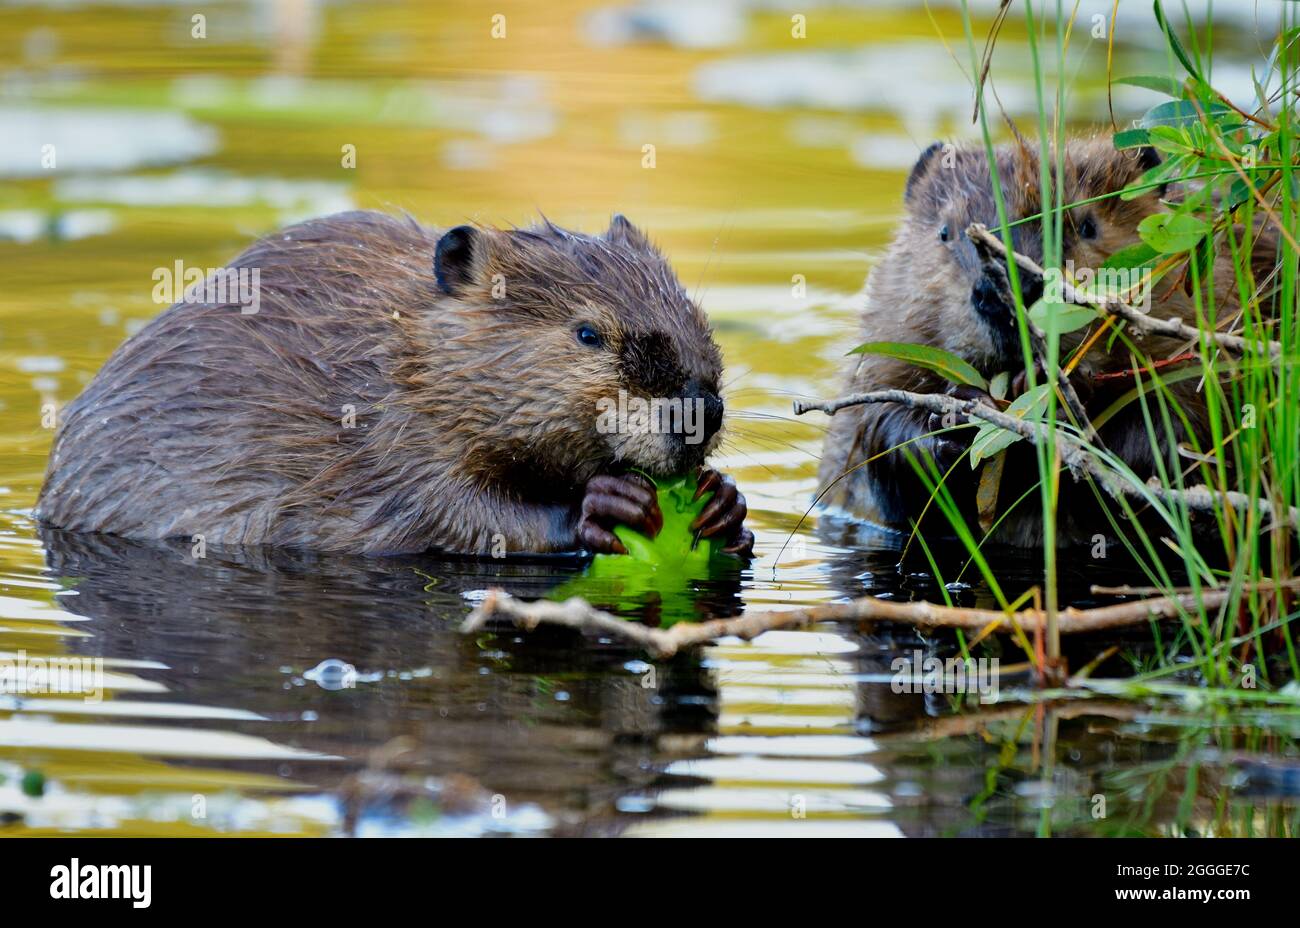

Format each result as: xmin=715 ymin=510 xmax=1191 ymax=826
xmin=714 ymin=440 xmax=783 ymax=480
xmin=725 ymin=387 xmax=818 ymax=398
xmin=721 ymin=366 xmax=753 ymax=392
xmin=725 ymin=428 xmax=823 ymax=462
xmin=692 ymin=217 xmax=732 ymax=305
xmin=728 ymin=411 xmax=828 ymax=431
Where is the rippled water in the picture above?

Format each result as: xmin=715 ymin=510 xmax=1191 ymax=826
xmin=1 ymin=0 xmax=1298 ymax=837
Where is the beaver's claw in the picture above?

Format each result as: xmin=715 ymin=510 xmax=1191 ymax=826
xmin=576 ymin=473 xmax=663 ymax=555
xmin=693 ymin=468 xmax=754 ymax=557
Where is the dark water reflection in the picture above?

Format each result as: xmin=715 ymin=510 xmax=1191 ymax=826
xmin=23 ymin=524 xmax=1298 ymax=837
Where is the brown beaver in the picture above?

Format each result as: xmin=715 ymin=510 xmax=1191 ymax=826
xmin=37 ymin=211 xmax=754 ymax=557
xmin=818 ymin=136 xmax=1277 ymax=546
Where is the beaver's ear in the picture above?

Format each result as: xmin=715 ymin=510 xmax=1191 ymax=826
xmin=433 ymin=225 xmax=485 ymax=295
xmin=605 ymin=213 xmax=652 ymax=250
xmin=905 ymin=141 xmax=946 ymax=205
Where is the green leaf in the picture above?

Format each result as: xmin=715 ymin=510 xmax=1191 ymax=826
xmin=970 ymin=384 xmax=1051 ymax=467
xmin=21 ymin=770 xmax=45 ymax=798
xmin=1102 ymin=242 xmax=1160 ymax=271
xmin=988 ymin=371 xmax=1010 ymax=401
xmin=1153 ymin=0 xmax=1204 ymax=84
xmin=1146 ymin=125 xmax=1192 ymax=155
xmin=548 ymin=475 xmax=740 ymax=627
xmin=1226 ymin=177 xmax=1255 ymax=210
xmin=1113 ymin=74 xmax=1186 ymax=97
xmin=1140 ymin=99 xmax=1230 ymax=130
xmin=610 ymin=475 xmax=718 ymax=567
xmin=1113 ymin=128 xmax=1151 ymax=150
xmin=1029 ymin=298 xmax=1097 ymax=335
xmin=849 ymin=341 xmax=988 ymax=390
xmin=1138 ymin=211 xmax=1209 ymax=254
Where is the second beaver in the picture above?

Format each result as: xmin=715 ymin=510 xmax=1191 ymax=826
xmin=818 ymin=136 xmax=1277 ymax=546
xmin=37 ymin=211 xmax=754 ymax=557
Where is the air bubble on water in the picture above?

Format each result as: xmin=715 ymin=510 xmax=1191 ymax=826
xmin=303 ymin=658 xmax=356 ymax=691
xmin=614 ymin=795 xmax=655 ymax=814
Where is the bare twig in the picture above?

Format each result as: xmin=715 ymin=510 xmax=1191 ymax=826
xmin=967 ymin=223 xmax=1284 ymax=359
xmin=1094 ymin=578 xmax=1300 ymax=597
xmin=462 ymin=586 xmax=1265 ymax=660
xmin=793 ymin=388 xmax=1300 ymax=531
xmin=972 ymin=0 xmax=1014 ymax=123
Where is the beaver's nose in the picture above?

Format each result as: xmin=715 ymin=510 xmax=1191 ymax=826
xmin=970 ymin=274 xmax=1008 ymax=321
xmin=971 ymin=272 xmax=1042 ymax=320
xmin=702 ymin=391 xmax=724 ymax=442
xmin=684 ymin=379 xmax=724 ymax=444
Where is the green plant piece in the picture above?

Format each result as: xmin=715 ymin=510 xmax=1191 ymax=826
xmin=1113 ymin=128 xmax=1152 ymax=150
xmin=1102 ymin=242 xmax=1160 ymax=271
xmin=549 ymin=475 xmax=739 ymax=626
xmin=21 ymin=770 xmax=45 ymax=798
xmin=612 ymin=475 xmax=719 ymax=567
xmin=1113 ymin=74 xmax=1187 ymax=97
xmin=1138 ymin=211 xmax=1210 ymax=254
xmin=970 ymin=384 xmax=1052 ymax=467
xmin=1029 ymin=298 xmax=1097 ymax=335
xmin=850 ymin=341 xmax=988 ymax=390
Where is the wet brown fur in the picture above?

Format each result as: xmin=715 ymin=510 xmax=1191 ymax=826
xmin=819 ymin=136 xmax=1279 ymax=546
xmin=37 ymin=211 xmax=726 ymax=555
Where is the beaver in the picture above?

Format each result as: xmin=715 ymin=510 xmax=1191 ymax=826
xmin=817 ymin=136 xmax=1277 ymax=546
xmin=37 ymin=211 xmax=754 ymax=557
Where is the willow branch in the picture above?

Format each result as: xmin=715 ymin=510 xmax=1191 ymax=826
xmin=793 ymin=388 xmax=1300 ymax=531
xmin=966 ymin=222 xmax=1283 ymax=359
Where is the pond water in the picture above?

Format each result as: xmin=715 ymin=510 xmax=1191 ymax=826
xmin=1 ymin=0 xmax=1297 ymax=837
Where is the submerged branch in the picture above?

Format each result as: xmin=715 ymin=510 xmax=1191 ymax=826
xmin=462 ymin=586 xmax=1270 ymax=660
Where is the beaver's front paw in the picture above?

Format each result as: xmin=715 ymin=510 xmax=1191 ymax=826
xmin=577 ymin=473 xmax=663 ymax=554
xmin=923 ymin=384 xmax=993 ymax=469
xmin=693 ymin=468 xmax=754 ymax=557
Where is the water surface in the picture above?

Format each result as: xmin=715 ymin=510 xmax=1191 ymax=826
xmin=1 ymin=0 xmax=1297 ymax=837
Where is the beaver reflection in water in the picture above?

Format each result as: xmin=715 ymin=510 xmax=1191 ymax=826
xmin=37 ymin=211 xmax=754 ymax=557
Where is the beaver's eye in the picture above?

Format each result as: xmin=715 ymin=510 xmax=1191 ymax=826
xmin=575 ymin=324 xmax=603 ymax=348
xmin=1079 ymin=215 xmax=1098 ymax=240
xmin=939 ymin=224 xmax=951 ymax=243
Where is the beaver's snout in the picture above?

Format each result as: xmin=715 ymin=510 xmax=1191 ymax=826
xmin=693 ymin=381 xmax=725 ymax=444
xmin=667 ymin=379 xmax=724 ymax=470
xmin=970 ymin=271 xmax=1043 ymax=324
